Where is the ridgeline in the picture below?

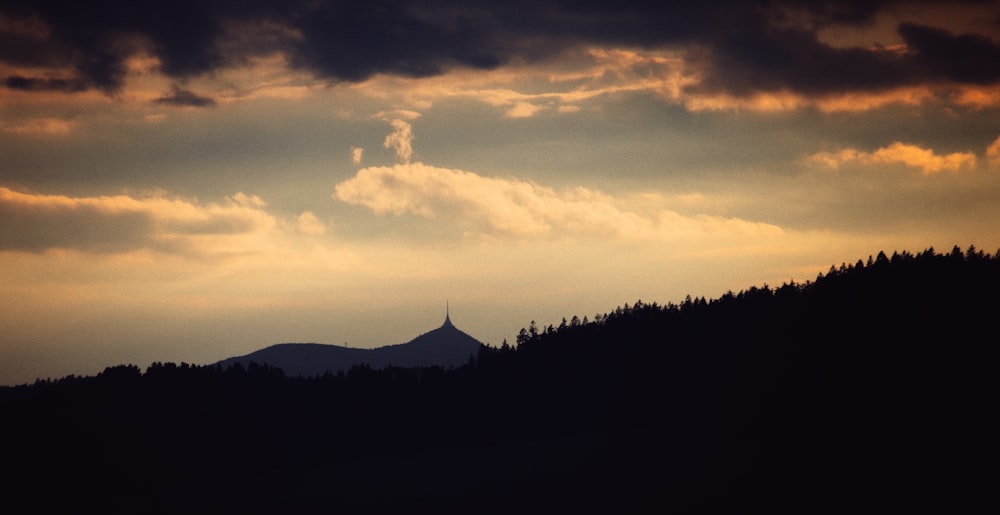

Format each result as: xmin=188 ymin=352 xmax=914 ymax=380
xmin=2 ymin=246 xmax=996 ymax=514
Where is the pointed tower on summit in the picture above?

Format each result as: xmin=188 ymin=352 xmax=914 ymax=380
xmin=385 ymin=300 xmax=481 ymax=365
xmin=442 ymin=300 xmax=455 ymax=329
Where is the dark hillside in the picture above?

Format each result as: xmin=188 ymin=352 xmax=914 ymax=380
xmin=2 ymin=246 xmax=996 ymax=514
xmin=478 ymin=245 xmax=998 ymax=513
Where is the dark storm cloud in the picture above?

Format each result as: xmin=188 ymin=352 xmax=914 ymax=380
xmin=899 ymin=23 xmax=1000 ymax=84
xmin=1 ymin=0 xmax=996 ymax=97
xmin=155 ymin=87 xmax=217 ymax=107
xmin=289 ymin=2 xmax=506 ymax=81
xmin=690 ymin=22 xmax=913 ymax=95
xmin=0 ymin=0 xmax=245 ymax=91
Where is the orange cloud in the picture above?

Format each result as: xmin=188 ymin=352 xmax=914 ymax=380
xmin=1 ymin=117 xmax=74 ymax=135
xmin=988 ymin=136 xmax=1000 ymax=166
xmin=679 ymin=86 xmax=938 ymax=113
xmin=868 ymin=142 xmax=975 ymax=173
xmin=804 ymin=142 xmax=976 ymax=174
xmin=951 ymin=85 xmax=1000 ymax=109
xmin=504 ymin=101 xmax=544 ymax=118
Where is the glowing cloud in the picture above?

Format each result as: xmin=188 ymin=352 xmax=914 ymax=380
xmin=504 ymin=101 xmax=544 ymax=119
xmin=868 ymin=143 xmax=975 ymax=174
xmin=804 ymin=142 xmax=976 ymax=174
xmin=953 ymin=85 xmax=1000 ymax=110
xmin=351 ymin=146 xmax=364 ymax=165
xmin=334 ymin=162 xmax=782 ymax=242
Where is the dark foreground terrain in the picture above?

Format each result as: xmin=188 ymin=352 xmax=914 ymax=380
xmin=2 ymin=246 xmax=996 ymax=514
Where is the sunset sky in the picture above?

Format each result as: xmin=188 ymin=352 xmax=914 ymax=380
xmin=2 ymin=0 xmax=1000 ymax=384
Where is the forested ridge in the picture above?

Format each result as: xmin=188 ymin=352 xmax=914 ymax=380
xmin=2 ymin=246 xmax=996 ymax=514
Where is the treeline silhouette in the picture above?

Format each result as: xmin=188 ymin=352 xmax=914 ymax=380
xmin=2 ymin=246 xmax=996 ymax=514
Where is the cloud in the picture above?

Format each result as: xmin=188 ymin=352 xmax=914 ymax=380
xmin=334 ymin=162 xmax=782 ymax=241
xmin=383 ymin=119 xmax=415 ymax=163
xmin=504 ymin=101 xmax=544 ymax=119
xmin=349 ymin=48 xmax=686 ymax=116
xmin=988 ymin=136 xmax=1000 ymax=166
xmin=3 ymin=1 xmax=999 ymax=105
xmin=4 ymin=75 xmax=88 ymax=92
xmin=953 ymin=84 xmax=1000 ymax=109
xmin=898 ymin=23 xmax=1000 ymax=85
xmin=0 ymin=187 xmax=277 ymax=255
xmin=154 ymin=87 xmax=216 ymax=107
xmin=351 ymin=45 xmax=949 ymax=116
xmin=296 ymin=211 xmax=326 ymax=235
xmin=804 ymin=142 xmax=977 ymax=174
xmin=678 ymin=85 xmax=939 ymax=113
xmin=335 ymin=117 xmax=782 ymax=241
xmin=351 ymin=146 xmax=365 ymax=165
xmin=374 ymin=109 xmax=422 ymax=121
xmin=1 ymin=117 xmax=73 ymax=135
xmin=868 ymin=143 xmax=976 ymax=174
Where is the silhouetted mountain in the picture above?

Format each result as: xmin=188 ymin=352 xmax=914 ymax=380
xmin=2 ymin=246 xmax=996 ymax=514
xmin=213 ymin=309 xmax=482 ymax=376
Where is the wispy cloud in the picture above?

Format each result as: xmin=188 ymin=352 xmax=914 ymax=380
xmin=382 ymin=119 xmax=415 ymax=163
xmin=351 ymin=46 xmax=961 ymax=117
xmin=1 ymin=117 xmax=73 ymax=135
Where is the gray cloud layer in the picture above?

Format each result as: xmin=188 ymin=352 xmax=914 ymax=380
xmin=2 ymin=1 xmax=998 ymax=99
xmin=0 ymin=188 xmax=275 ymax=255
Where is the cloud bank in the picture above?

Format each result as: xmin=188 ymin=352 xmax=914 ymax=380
xmin=3 ymin=1 xmax=999 ymax=105
xmin=0 ymin=187 xmax=277 ymax=255
xmin=334 ymin=162 xmax=783 ymax=241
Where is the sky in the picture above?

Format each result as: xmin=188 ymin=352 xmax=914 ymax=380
xmin=2 ymin=0 xmax=1000 ymax=385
